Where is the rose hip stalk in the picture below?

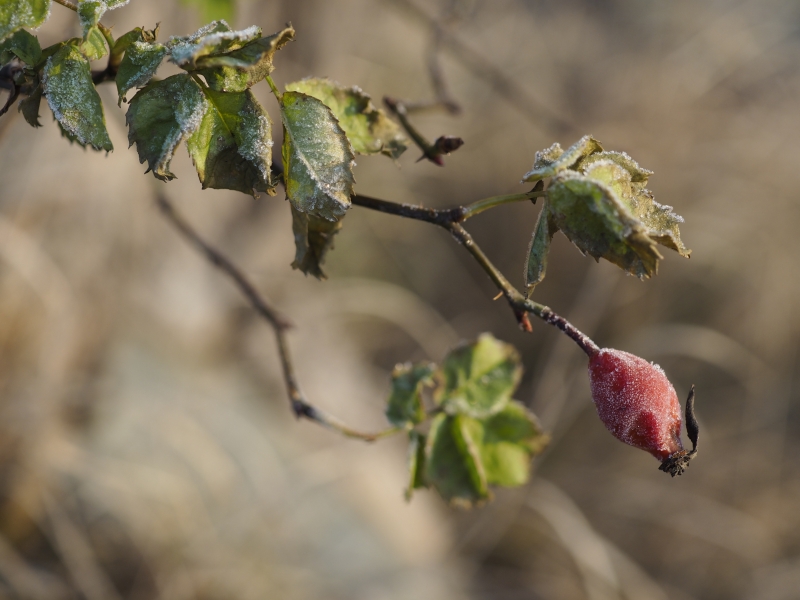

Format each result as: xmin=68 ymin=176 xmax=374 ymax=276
xmin=587 ymin=348 xmax=698 ymax=476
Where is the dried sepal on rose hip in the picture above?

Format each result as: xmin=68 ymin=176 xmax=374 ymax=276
xmin=587 ymin=348 xmax=698 ymax=476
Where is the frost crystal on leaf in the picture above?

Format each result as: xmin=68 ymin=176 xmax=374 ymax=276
xmin=168 ymin=22 xmax=261 ymax=68
xmin=0 ymin=0 xmax=50 ymax=43
xmin=43 ymin=44 xmax=113 ymax=152
xmin=281 ymin=91 xmax=356 ymax=221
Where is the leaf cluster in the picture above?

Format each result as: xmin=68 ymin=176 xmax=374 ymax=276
xmin=386 ymin=334 xmax=548 ymax=507
xmin=522 ymin=136 xmax=691 ymax=295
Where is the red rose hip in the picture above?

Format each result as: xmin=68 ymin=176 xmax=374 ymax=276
xmin=588 ymin=348 xmax=698 ymax=475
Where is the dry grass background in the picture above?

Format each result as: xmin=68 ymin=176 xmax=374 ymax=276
xmin=1 ymin=0 xmax=800 ymax=598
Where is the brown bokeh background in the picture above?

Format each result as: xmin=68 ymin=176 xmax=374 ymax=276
xmin=1 ymin=0 xmax=799 ymax=598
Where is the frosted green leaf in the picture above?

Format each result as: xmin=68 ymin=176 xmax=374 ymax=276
xmin=281 ymin=91 xmax=355 ymax=221
xmin=126 ymin=74 xmax=207 ymax=180
xmin=459 ymin=401 xmax=548 ymax=488
xmin=18 ymin=82 xmax=42 ymax=126
xmin=0 ymin=29 xmax=41 ymax=65
xmin=434 ymin=333 xmax=521 ymax=419
xmin=425 ymin=414 xmax=489 ymax=507
xmin=521 ymin=135 xmax=603 ymax=182
xmin=548 ymin=170 xmax=662 ymax=278
xmin=185 ymin=86 xmax=275 ymax=195
xmin=78 ymin=1 xmax=104 ymax=37
xmin=290 ymin=205 xmax=343 ymax=279
xmin=525 ymin=200 xmax=558 ymax=297
xmin=582 ymin=160 xmax=690 ymax=259
xmin=285 ymin=78 xmax=407 ymax=159
xmin=385 ymin=362 xmax=435 ymax=428
xmin=181 ymin=0 xmax=235 ymax=23
xmin=80 ymin=26 xmax=107 ymax=60
xmin=405 ymin=431 xmax=427 ymax=501
xmin=43 ymin=44 xmax=112 ymax=151
xmin=195 ymin=26 xmax=295 ymax=93
xmin=0 ymin=0 xmax=50 ymax=44
xmin=116 ymin=40 xmax=168 ymax=103
xmin=168 ymin=21 xmax=261 ymax=69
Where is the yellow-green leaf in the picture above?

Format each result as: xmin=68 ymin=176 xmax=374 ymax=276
xmin=521 ymin=135 xmax=603 ymax=182
xmin=405 ymin=430 xmax=427 ymax=501
xmin=434 ymin=333 xmax=522 ymax=419
xmin=168 ymin=21 xmax=260 ymax=70
xmin=285 ymin=78 xmax=407 ymax=159
xmin=460 ymin=401 xmax=549 ymax=488
xmin=185 ymin=86 xmax=274 ymax=195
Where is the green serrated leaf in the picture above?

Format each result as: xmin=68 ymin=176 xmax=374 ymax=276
xmin=180 ymin=0 xmax=235 ymax=23
xmin=126 ymin=74 xmax=206 ymax=180
xmin=185 ymin=85 xmax=275 ymax=195
xmin=116 ymin=40 xmax=168 ymax=103
xmin=405 ymin=431 xmax=427 ymax=501
xmin=80 ymin=26 xmax=107 ymax=60
xmin=168 ymin=21 xmax=261 ymax=70
xmin=43 ymin=44 xmax=112 ymax=151
xmin=385 ymin=362 xmax=435 ymax=428
xmin=434 ymin=333 xmax=521 ymax=419
xmin=0 ymin=29 xmax=41 ymax=65
xmin=195 ymin=26 xmax=295 ymax=93
xmin=461 ymin=401 xmax=548 ymax=488
xmin=581 ymin=160 xmax=691 ymax=259
xmin=290 ymin=205 xmax=343 ymax=279
xmin=521 ymin=135 xmax=603 ymax=182
xmin=281 ymin=91 xmax=355 ymax=221
xmin=285 ymin=78 xmax=407 ymax=159
xmin=525 ymin=200 xmax=558 ymax=296
xmin=0 ymin=0 xmax=50 ymax=44
xmin=110 ymin=27 xmax=142 ymax=62
xmin=424 ymin=413 xmax=489 ymax=507
xmin=547 ymin=170 xmax=662 ymax=278
xmin=18 ymin=82 xmax=42 ymax=126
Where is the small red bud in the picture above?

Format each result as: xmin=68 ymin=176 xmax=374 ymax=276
xmin=588 ymin=348 xmax=698 ymax=475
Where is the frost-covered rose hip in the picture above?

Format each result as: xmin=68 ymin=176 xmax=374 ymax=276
xmin=588 ymin=348 xmax=698 ymax=476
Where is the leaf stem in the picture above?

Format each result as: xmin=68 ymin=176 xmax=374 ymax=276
xmin=461 ymin=190 xmax=547 ymax=220
xmin=265 ymin=75 xmax=282 ymax=101
xmin=156 ymin=195 xmax=400 ymax=442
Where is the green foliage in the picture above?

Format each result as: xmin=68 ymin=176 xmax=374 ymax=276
xmin=290 ymin=205 xmax=343 ymax=279
xmin=168 ymin=20 xmax=260 ymax=69
xmin=116 ymin=38 xmax=168 ymax=103
xmin=18 ymin=83 xmax=43 ymax=126
xmin=385 ymin=362 xmax=435 ymax=428
xmin=386 ymin=334 xmax=548 ymax=507
xmin=43 ymin=44 xmax=112 ymax=151
xmin=195 ymin=26 xmax=294 ymax=93
xmin=435 ymin=333 xmax=521 ymax=418
xmin=0 ymin=0 xmax=49 ymax=43
xmin=80 ymin=26 xmax=108 ymax=60
xmin=126 ymin=74 xmax=275 ymax=194
xmin=280 ymin=91 xmax=356 ymax=221
xmin=522 ymin=137 xmax=690 ymax=287
xmin=0 ymin=29 xmax=41 ymax=65
xmin=285 ymin=78 xmax=407 ymax=158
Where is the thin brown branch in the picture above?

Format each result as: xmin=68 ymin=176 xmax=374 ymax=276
xmin=156 ymin=195 xmax=401 ymax=442
xmin=352 ymin=194 xmax=599 ymax=355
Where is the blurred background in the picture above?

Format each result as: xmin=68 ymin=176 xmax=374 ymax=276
xmin=1 ymin=0 xmax=800 ymax=598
